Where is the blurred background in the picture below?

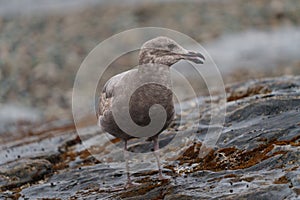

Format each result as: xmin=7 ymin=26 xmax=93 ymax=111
xmin=0 ymin=0 xmax=299 ymax=133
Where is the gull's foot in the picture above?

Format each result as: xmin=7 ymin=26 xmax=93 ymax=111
xmin=158 ymin=173 xmax=165 ymax=180
xmin=157 ymin=170 xmax=169 ymax=181
xmin=158 ymin=174 xmax=169 ymax=181
xmin=124 ymin=181 xmax=140 ymax=190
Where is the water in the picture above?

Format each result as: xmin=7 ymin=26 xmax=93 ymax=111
xmin=0 ymin=0 xmax=101 ymax=16
xmin=0 ymin=0 xmax=197 ymax=16
xmin=203 ymin=26 xmax=300 ymax=74
xmin=0 ymin=104 xmax=41 ymax=134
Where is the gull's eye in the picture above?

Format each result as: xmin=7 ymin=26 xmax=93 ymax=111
xmin=167 ymin=43 xmax=176 ymax=49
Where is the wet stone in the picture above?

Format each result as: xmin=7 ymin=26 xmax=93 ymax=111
xmin=0 ymin=158 xmax=52 ymax=191
xmin=0 ymin=76 xmax=299 ymax=199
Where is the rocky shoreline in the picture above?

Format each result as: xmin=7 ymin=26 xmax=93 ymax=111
xmin=0 ymin=76 xmax=299 ymax=199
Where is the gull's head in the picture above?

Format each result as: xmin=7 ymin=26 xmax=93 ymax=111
xmin=139 ymin=36 xmax=205 ymax=66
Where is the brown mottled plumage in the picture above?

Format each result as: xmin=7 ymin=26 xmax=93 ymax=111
xmin=96 ymin=36 xmax=205 ymax=188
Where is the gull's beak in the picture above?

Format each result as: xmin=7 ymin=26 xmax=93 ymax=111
xmin=177 ymin=48 xmax=205 ymax=64
xmin=184 ymin=51 xmax=205 ymax=64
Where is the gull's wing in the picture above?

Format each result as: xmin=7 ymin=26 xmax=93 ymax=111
xmin=96 ymin=71 xmax=132 ymax=119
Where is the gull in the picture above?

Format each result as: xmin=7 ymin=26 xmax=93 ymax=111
xmin=97 ymin=36 xmax=205 ymax=188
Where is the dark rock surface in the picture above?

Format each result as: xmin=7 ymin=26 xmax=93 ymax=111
xmin=0 ymin=76 xmax=299 ymax=199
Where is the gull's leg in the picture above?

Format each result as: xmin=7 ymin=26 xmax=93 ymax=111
xmin=153 ymin=136 xmax=164 ymax=180
xmin=123 ymin=140 xmax=133 ymax=188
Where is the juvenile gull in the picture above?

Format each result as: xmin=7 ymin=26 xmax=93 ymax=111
xmin=96 ymin=36 xmax=205 ymax=188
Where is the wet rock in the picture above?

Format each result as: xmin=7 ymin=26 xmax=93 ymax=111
xmin=0 ymin=158 xmax=52 ymax=191
xmin=0 ymin=76 xmax=299 ymax=199
xmin=21 ymin=164 xmax=123 ymax=199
